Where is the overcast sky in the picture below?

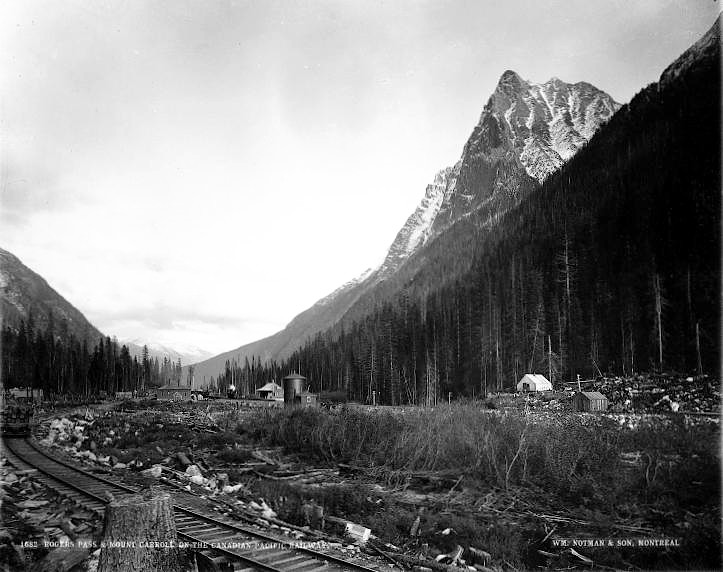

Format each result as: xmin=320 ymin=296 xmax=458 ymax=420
xmin=0 ymin=1 xmax=718 ymax=356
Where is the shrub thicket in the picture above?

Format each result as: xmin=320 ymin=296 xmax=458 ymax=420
xmin=240 ymin=405 xmax=719 ymax=509
xmin=236 ymin=405 xmax=720 ymax=569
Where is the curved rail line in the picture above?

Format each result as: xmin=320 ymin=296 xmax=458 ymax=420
xmin=3 ymin=438 xmax=381 ymax=572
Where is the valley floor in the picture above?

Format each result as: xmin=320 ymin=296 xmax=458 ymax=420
xmin=26 ymin=386 xmax=723 ymax=571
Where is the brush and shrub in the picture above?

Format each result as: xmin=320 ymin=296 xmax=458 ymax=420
xmin=238 ymin=404 xmax=720 ymax=569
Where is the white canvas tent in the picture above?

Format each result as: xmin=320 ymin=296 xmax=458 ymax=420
xmin=517 ymin=374 xmax=552 ymax=392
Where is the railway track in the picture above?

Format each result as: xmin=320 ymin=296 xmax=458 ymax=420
xmin=2 ymin=438 xmax=382 ymax=572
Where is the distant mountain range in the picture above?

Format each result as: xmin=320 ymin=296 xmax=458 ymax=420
xmin=187 ymin=72 xmax=620 ymax=384
xmin=121 ymin=338 xmax=213 ymax=366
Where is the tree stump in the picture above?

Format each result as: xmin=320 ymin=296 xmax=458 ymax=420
xmin=98 ymin=490 xmax=179 ymax=572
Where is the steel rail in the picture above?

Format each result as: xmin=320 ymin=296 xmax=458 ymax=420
xmin=3 ymin=438 xmax=381 ymax=572
xmin=3 ymin=438 xmax=298 ymax=572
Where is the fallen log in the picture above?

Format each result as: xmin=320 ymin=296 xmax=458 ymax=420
xmin=368 ymin=543 xmax=405 ymax=568
xmin=394 ymin=552 xmax=495 ymax=572
xmin=214 ymin=497 xmax=334 ymax=542
xmin=251 ymin=450 xmax=279 ymax=466
xmin=337 ymin=463 xmax=364 ymax=476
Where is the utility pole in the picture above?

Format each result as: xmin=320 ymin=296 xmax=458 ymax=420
xmin=696 ymin=322 xmax=703 ymax=374
xmin=548 ymin=336 xmax=552 ymax=384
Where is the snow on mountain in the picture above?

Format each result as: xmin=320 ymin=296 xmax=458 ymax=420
xmin=376 ymin=71 xmax=619 ymax=273
xmin=377 ymin=165 xmax=458 ymax=277
xmin=123 ymin=338 xmax=213 ymax=366
xmin=317 ymin=267 xmax=376 ymax=306
xmin=484 ymin=70 xmax=620 ymax=183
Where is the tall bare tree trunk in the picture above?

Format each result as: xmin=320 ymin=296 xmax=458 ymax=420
xmin=388 ymin=321 xmax=395 ymax=405
xmin=620 ymin=314 xmax=627 ymax=376
xmin=548 ymin=336 xmax=552 ymax=384
xmin=653 ymin=273 xmax=664 ymax=369
xmin=695 ymin=322 xmax=703 ymax=374
xmin=99 ymin=491 xmax=179 ymax=572
xmin=495 ymin=314 xmax=502 ymax=391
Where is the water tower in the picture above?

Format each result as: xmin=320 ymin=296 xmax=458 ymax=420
xmin=282 ymin=373 xmax=306 ymax=408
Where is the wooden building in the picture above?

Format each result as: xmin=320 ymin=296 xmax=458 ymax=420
xmin=572 ymin=391 xmax=608 ymax=412
xmin=157 ymin=381 xmax=193 ymax=401
xmin=8 ymin=387 xmax=43 ymax=402
xmin=293 ymin=391 xmax=318 ymax=408
xmin=256 ymin=381 xmax=283 ymax=400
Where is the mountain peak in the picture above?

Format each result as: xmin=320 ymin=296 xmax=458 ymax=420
xmin=545 ymin=76 xmax=564 ymax=86
xmin=482 ymin=72 xmax=620 ymax=182
xmin=497 ymin=69 xmax=525 ymax=90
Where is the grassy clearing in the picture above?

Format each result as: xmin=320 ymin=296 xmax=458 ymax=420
xmin=238 ymin=404 xmax=720 ymax=570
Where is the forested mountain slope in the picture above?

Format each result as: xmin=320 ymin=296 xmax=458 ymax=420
xmin=189 ymin=73 xmax=619 ymax=387
xmin=0 ymin=247 xmax=103 ymax=343
xmin=258 ymin=17 xmax=721 ymax=403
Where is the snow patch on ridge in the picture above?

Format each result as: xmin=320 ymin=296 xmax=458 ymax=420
xmin=405 ymin=173 xmax=447 ymax=255
xmin=500 ymin=75 xmax=621 ymax=182
xmin=375 ymin=165 xmax=459 ymax=278
xmin=317 ymin=267 xmax=376 ymax=306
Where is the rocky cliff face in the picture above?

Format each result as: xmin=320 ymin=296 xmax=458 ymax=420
xmin=377 ymin=72 xmax=620 ymax=274
xmin=491 ymin=72 xmax=619 ymax=181
xmin=377 ymin=166 xmax=459 ymax=279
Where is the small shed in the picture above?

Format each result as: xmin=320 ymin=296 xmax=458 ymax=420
xmin=157 ymin=381 xmax=193 ymax=401
xmin=8 ymin=387 xmax=43 ymax=402
xmin=572 ymin=391 xmax=608 ymax=412
xmin=256 ymin=381 xmax=283 ymax=400
xmin=294 ymin=391 xmax=318 ymax=408
xmin=517 ymin=374 xmax=552 ymax=392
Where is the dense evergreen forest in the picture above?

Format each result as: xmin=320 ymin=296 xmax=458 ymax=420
xmin=1 ymin=313 xmax=183 ymax=396
xmin=213 ymin=34 xmax=720 ymax=404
